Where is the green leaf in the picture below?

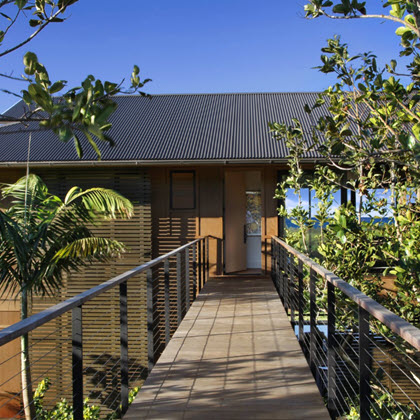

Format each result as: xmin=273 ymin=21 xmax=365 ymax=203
xmin=0 ymin=12 xmax=12 ymax=20
xmin=50 ymin=80 xmax=66 ymax=94
xmin=405 ymin=14 xmax=416 ymax=26
xmin=84 ymin=131 xmax=101 ymax=159
xmin=332 ymin=4 xmax=347 ymax=14
xmin=29 ymin=19 xmax=42 ymax=27
xmin=395 ymin=26 xmax=411 ymax=36
xmin=412 ymin=123 xmax=420 ymax=140
xmin=58 ymin=126 xmax=72 ymax=143
xmin=27 ymin=83 xmax=53 ymax=112
xmin=72 ymin=95 xmax=84 ymax=121
xmin=337 ymin=229 xmax=347 ymax=244
xmin=23 ymin=52 xmax=38 ymax=75
xmin=15 ymin=0 xmax=28 ymax=9
xmin=390 ymin=59 xmax=397 ymax=71
xmin=73 ymin=135 xmax=83 ymax=158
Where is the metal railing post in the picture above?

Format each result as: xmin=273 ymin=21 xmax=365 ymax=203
xmin=290 ymin=254 xmax=295 ymax=325
xmin=278 ymin=245 xmax=283 ymax=301
xmin=72 ymin=305 xmax=83 ymax=420
xmin=284 ymin=251 xmax=290 ymax=315
xmin=185 ymin=248 xmax=190 ymax=311
xmin=206 ymin=236 xmax=209 ymax=281
xmin=359 ymin=307 xmax=371 ymax=420
xmin=164 ymin=259 xmax=171 ymax=345
xmin=147 ymin=268 xmax=154 ymax=372
xmin=278 ymin=243 xmax=282 ymax=295
xmin=282 ymin=247 xmax=287 ymax=304
xmin=192 ymin=244 xmax=197 ymax=297
xmin=298 ymin=260 xmax=304 ymax=346
xmin=327 ymin=282 xmax=337 ymax=419
xmin=120 ymin=281 xmax=129 ymax=415
xmin=177 ymin=252 xmax=182 ymax=325
xmin=198 ymin=240 xmax=202 ymax=292
xmin=217 ymin=238 xmax=222 ymax=275
xmin=309 ymin=268 xmax=317 ymax=376
xmin=271 ymin=240 xmax=276 ymax=288
xmin=202 ymin=239 xmax=206 ymax=286
xmin=275 ymin=241 xmax=280 ymax=289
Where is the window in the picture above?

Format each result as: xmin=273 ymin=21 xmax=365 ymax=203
xmin=170 ymin=171 xmax=195 ymax=210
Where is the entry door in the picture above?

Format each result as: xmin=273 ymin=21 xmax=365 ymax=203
xmin=225 ymin=172 xmax=247 ymax=273
xmin=246 ymin=191 xmax=262 ymax=269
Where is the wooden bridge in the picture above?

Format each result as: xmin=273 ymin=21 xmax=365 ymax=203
xmin=124 ymin=276 xmax=329 ymax=419
xmin=1 ymin=236 xmax=419 ymax=419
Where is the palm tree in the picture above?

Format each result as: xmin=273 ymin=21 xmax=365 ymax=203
xmin=0 ymin=174 xmax=134 ymax=420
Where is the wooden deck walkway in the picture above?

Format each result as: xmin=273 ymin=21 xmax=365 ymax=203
xmin=124 ymin=276 xmax=329 ymax=419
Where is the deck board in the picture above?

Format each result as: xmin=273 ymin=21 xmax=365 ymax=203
xmin=124 ymin=276 xmax=330 ymax=419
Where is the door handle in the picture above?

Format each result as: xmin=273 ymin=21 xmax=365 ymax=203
xmin=244 ymin=225 xmax=247 ymax=243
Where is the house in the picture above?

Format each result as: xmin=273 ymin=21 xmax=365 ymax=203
xmin=0 ymin=92 xmax=327 ymax=271
xmin=0 ymin=92 xmax=330 ymax=411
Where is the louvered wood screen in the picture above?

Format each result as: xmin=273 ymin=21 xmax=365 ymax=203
xmin=28 ymin=168 xmax=151 ymax=414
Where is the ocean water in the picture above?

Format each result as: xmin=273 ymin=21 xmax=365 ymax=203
xmin=285 ymin=217 xmax=393 ymax=229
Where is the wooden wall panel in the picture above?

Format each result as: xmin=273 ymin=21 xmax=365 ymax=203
xmin=198 ymin=167 xmax=223 ymax=276
xmin=150 ymin=168 xmax=198 ymax=357
xmin=22 ymin=168 xmax=152 ymax=413
xmin=0 ymin=298 xmax=20 ymax=407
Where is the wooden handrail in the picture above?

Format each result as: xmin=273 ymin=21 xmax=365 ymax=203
xmin=272 ymin=236 xmax=420 ymax=351
xmin=0 ymin=237 xmax=206 ymax=347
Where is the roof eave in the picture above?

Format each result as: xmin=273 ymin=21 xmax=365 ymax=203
xmin=0 ymin=158 xmax=326 ymax=168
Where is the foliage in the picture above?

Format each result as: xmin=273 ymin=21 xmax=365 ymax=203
xmin=270 ymin=1 xmax=420 ymax=416
xmin=0 ymin=174 xmax=133 ymax=419
xmin=34 ymin=378 xmax=139 ymax=419
xmin=0 ymin=0 xmax=151 ymax=158
xmin=0 ymin=174 xmax=133 ymax=299
xmin=346 ymin=384 xmax=420 ymax=419
xmin=270 ymin=0 xmax=420 ymax=326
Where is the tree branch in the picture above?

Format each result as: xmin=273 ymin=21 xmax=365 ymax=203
xmin=0 ymin=1 xmax=73 ymax=58
xmin=0 ymin=72 xmax=26 ymax=82
xmin=320 ymin=12 xmax=420 ymax=37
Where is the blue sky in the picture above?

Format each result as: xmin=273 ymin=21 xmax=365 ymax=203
xmin=0 ymin=1 xmax=407 ymax=112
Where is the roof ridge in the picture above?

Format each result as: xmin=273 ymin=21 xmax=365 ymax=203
xmin=113 ymin=91 xmax=323 ymax=98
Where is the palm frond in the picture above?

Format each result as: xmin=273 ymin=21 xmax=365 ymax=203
xmin=52 ymin=237 xmax=126 ymax=262
xmin=64 ymin=187 xmax=134 ymax=219
xmin=0 ymin=175 xmax=133 ymax=300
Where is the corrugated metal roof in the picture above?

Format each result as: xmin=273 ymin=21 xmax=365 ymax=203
xmin=0 ymin=92 xmax=327 ymax=163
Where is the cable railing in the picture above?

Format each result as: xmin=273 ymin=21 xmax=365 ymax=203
xmin=271 ymin=236 xmax=420 ymax=420
xmin=0 ymin=236 xmax=223 ymax=419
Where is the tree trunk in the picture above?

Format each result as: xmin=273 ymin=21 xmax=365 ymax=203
xmin=21 ymin=288 xmax=35 ymax=420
